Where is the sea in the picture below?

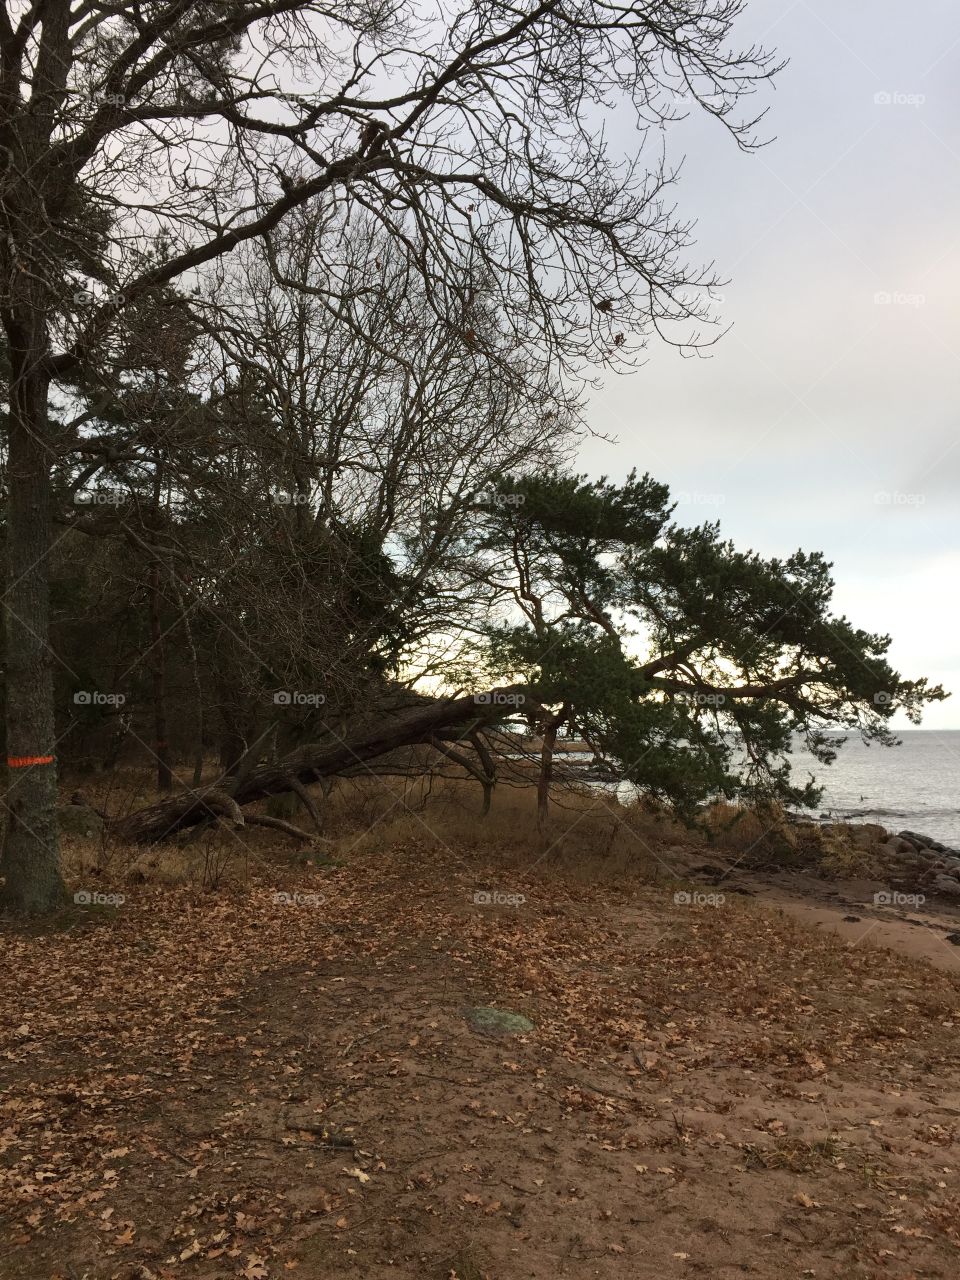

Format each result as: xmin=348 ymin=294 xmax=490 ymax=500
xmin=567 ymin=729 xmax=960 ymax=848
xmin=790 ymin=729 xmax=960 ymax=848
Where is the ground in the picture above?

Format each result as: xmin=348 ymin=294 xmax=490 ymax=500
xmin=2 ymin=840 xmax=960 ymax=1280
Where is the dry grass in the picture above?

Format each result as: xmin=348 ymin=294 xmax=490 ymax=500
xmin=56 ymin=766 xmax=887 ymax=897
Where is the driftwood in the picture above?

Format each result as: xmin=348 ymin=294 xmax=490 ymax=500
xmin=109 ymin=688 xmax=527 ymax=844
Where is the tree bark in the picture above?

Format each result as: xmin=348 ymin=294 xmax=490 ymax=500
xmin=537 ymin=722 xmax=557 ymax=834
xmin=0 ymin=349 xmax=67 ymax=911
xmin=535 ymin=706 xmax=569 ymax=834
xmin=148 ymin=562 xmax=174 ymax=792
xmin=112 ymin=687 xmax=528 ymax=844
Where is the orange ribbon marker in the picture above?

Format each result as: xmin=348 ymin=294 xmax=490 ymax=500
xmin=7 ymin=755 xmax=55 ymax=767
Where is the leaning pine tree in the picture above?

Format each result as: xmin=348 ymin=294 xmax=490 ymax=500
xmin=471 ymin=472 xmax=946 ymax=825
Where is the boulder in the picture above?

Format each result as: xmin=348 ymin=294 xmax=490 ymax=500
xmin=857 ymin=823 xmax=888 ymax=842
xmin=931 ymin=875 xmax=960 ymax=899
xmin=464 ymin=1006 xmax=535 ymax=1036
xmin=57 ymin=803 xmax=104 ymax=838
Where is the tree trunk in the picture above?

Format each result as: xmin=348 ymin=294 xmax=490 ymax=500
xmin=535 ymin=706 xmax=569 ymax=834
xmin=148 ymin=562 xmax=174 ymax=792
xmin=167 ymin=565 xmax=205 ymax=786
xmin=112 ymin=687 xmax=528 ymax=844
xmin=0 ymin=351 xmax=66 ymax=911
xmin=537 ymin=722 xmax=557 ymax=834
xmin=219 ymin=727 xmax=246 ymax=774
xmin=101 ymin=711 xmax=132 ymax=773
xmin=216 ymin=677 xmax=248 ymax=774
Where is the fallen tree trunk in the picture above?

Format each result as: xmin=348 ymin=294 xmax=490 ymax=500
xmin=110 ymin=687 xmax=530 ymax=844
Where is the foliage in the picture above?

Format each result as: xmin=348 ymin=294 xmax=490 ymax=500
xmin=473 ymin=471 xmax=946 ymax=816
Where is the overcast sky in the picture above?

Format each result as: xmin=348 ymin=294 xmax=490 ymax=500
xmin=579 ymin=0 xmax=959 ymax=728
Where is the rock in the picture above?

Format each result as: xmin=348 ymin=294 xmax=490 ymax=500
xmin=931 ymin=875 xmax=960 ymax=899
xmin=897 ymin=830 xmax=960 ymax=857
xmin=464 ymin=1006 xmax=535 ymax=1037
xmin=861 ymin=823 xmax=888 ymax=840
xmin=945 ymin=933 xmax=960 ymax=946
xmin=56 ymin=804 xmax=104 ymax=838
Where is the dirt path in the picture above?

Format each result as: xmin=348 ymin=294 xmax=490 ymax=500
xmin=656 ymin=841 xmax=960 ymax=973
xmin=2 ymin=846 xmax=960 ymax=1279
xmin=759 ymin=887 xmax=960 ymax=972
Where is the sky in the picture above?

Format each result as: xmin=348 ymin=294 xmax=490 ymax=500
xmin=578 ymin=0 xmax=960 ymax=728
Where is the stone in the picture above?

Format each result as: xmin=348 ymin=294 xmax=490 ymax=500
xmin=861 ymin=823 xmax=888 ymax=840
xmin=464 ymin=1006 xmax=535 ymax=1037
xmin=931 ymin=875 xmax=960 ymax=899
xmin=56 ymin=804 xmax=104 ymax=838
